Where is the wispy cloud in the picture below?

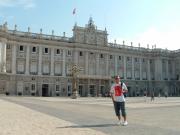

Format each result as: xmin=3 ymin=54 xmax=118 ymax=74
xmin=0 ymin=0 xmax=36 ymax=9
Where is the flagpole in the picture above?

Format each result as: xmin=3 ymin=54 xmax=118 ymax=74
xmin=73 ymin=8 xmax=77 ymax=25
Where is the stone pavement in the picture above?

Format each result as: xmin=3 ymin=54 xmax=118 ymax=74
xmin=1 ymin=96 xmax=180 ymax=135
xmin=0 ymin=98 xmax=107 ymax=135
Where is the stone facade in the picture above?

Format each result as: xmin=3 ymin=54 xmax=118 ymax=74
xmin=0 ymin=18 xmax=180 ymax=97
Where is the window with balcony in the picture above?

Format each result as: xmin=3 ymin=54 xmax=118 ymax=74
xmin=43 ymin=63 xmax=49 ymax=75
xmin=17 ymin=61 xmax=24 ymax=74
xmin=55 ymin=63 xmax=62 ymax=76
xmin=30 ymin=62 xmax=37 ymax=74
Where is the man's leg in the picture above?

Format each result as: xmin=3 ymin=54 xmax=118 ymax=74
xmin=120 ymin=102 xmax=128 ymax=125
xmin=114 ymin=102 xmax=122 ymax=124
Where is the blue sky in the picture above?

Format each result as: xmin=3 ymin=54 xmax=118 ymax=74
xmin=0 ymin=0 xmax=180 ymax=50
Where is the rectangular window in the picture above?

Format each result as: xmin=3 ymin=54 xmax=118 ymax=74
xmin=67 ymin=50 xmax=72 ymax=56
xmin=56 ymin=85 xmax=60 ymax=91
xmin=44 ymin=48 xmax=49 ymax=54
xmin=6 ymin=62 xmax=11 ymax=72
xmin=66 ymin=64 xmax=71 ymax=75
xmin=150 ymin=59 xmax=152 ymax=63
xmin=135 ymin=58 xmax=138 ymax=62
xmin=32 ymin=47 xmax=36 ymax=53
xmin=43 ymin=63 xmax=49 ymax=74
xmin=31 ymin=84 xmax=36 ymax=91
xmin=55 ymin=63 xmax=61 ymax=75
xmin=110 ymin=55 xmax=113 ymax=59
xmin=79 ymin=51 xmax=83 ymax=56
xmin=119 ymin=56 xmax=121 ymax=60
xmin=30 ymin=62 xmax=37 ymax=74
xmin=100 ymin=54 xmax=104 ymax=58
xmin=19 ymin=45 xmax=24 ymax=52
xmin=17 ymin=61 xmax=24 ymax=73
xmin=56 ymin=49 xmax=60 ymax=54
xmin=6 ymin=44 xmax=11 ymax=49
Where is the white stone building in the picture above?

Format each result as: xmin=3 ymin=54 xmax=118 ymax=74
xmin=0 ymin=18 xmax=180 ymax=97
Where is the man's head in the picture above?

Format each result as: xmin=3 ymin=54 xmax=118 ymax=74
xmin=114 ymin=75 xmax=120 ymax=84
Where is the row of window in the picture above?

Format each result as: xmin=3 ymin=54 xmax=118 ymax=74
xmin=7 ymin=45 xmax=160 ymax=62
xmin=23 ymin=84 xmax=67 ymax=92
xmin=19 ymin=46 xmax=64 ymax=55
xmin=7 ymin=45 xmax=73 ymax=56
xmin=7 ymin=45 xmax=143 ymax=60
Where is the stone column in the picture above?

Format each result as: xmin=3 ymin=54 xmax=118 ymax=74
xmin=140 ymin=58 xmax=142 ymax=80
xmin=0 ymin=42 xmax=3 ymax=72
xmin=166 ymin=60 xmax=169 ymax=80
xmin=132 ymin=57 xmax=134 ymax=80
xmin=38 ymin=46 xmax=42 ymax=75
xmin=87 ymin=79 xmax=91 ymax=97
xmin=147 ymin=59 xmax=151 ymax=80
xmin=85 ymin=51 xmax=89 ymax=75
xmin=62 ymin=49 xmax=66 ymax=76
xmin=98 ymin=80 xmax=101 ymax=97
xmin=106 ymin=54 xmax=109 ymax=76
xmin=96 ymin=53 xmax=99 ymax=75
xmin=155 ymin=58 xmax=162 ymax=81
xmin=115 ymin=55 xmax=118 ymax=75
xmin=25 ymin=45 xmax=30 ymax=75
xmin=123 ymin=56 xmax=127 ymax=79
xmin=50 ymin=48 xmax=54 ymax=76
xmin=12 ymin=45 xmax=17 ymax=74
xmin=0 ymin=44 xmax=1 ymax=72
xmin=172 ymin=61 xmax=175 ymax=79
xmin=1 ymin=42 xmax=6 ymax=73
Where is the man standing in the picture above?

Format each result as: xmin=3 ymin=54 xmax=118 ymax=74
xmin=110 ymin=76 xmax=128 ymax=126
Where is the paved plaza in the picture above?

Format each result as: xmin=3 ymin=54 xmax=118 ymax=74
xmin=0 ymin=95 xmax=180 ymax=135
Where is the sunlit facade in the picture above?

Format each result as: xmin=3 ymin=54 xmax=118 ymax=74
xmin=0 ymin=18 xmax=180 ymax=97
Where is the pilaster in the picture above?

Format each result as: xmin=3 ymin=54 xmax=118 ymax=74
xmin=25 ymin=45 xmax=30 ymax=75
xmin=38 ymin=46 xmax=42 ymax=75
xmin=50 ymin=48 xmax=54 ymax=76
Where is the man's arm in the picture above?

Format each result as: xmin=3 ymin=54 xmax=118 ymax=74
xmin=122 ymin=83 xmax=128 ymax=93
xmin=110 ymin=86 xmax=115 ymax=102
xmin=110 ymin=92 xmax=115 ymax=102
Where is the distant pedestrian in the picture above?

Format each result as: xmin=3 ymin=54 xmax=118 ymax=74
xmin=165 ymin=91 xmax=168 ymax=98
xmin=158 ymin=92 xmax=161 ymax=98
xmin=144 ymin=91 xmax=147 ymax=102
xmin=110 ymin=76 xmax=128 ymax=126
xmin=151 ymin=91 xmax=155 ymax=101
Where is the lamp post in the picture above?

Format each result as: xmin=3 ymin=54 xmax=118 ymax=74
xmin=69 ymin=64 xmax=83 ymax=99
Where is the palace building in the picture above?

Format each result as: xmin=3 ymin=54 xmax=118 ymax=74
xmin=0 ymin=18 xmax=180 ymax=97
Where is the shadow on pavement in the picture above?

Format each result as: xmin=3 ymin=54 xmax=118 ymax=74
xmin=57 ymin=123 xmax=117 ymax=128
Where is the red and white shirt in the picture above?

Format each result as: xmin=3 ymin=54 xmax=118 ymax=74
xmin=110 ymin=82 xmax=128 ymax=102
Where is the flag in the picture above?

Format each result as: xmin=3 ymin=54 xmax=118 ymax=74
xmin=73 ymin=8 xmax=76 ymax=15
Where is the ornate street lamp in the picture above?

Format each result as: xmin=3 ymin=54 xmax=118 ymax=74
xmin=69 ymin=64 xmax=83 ymax=99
